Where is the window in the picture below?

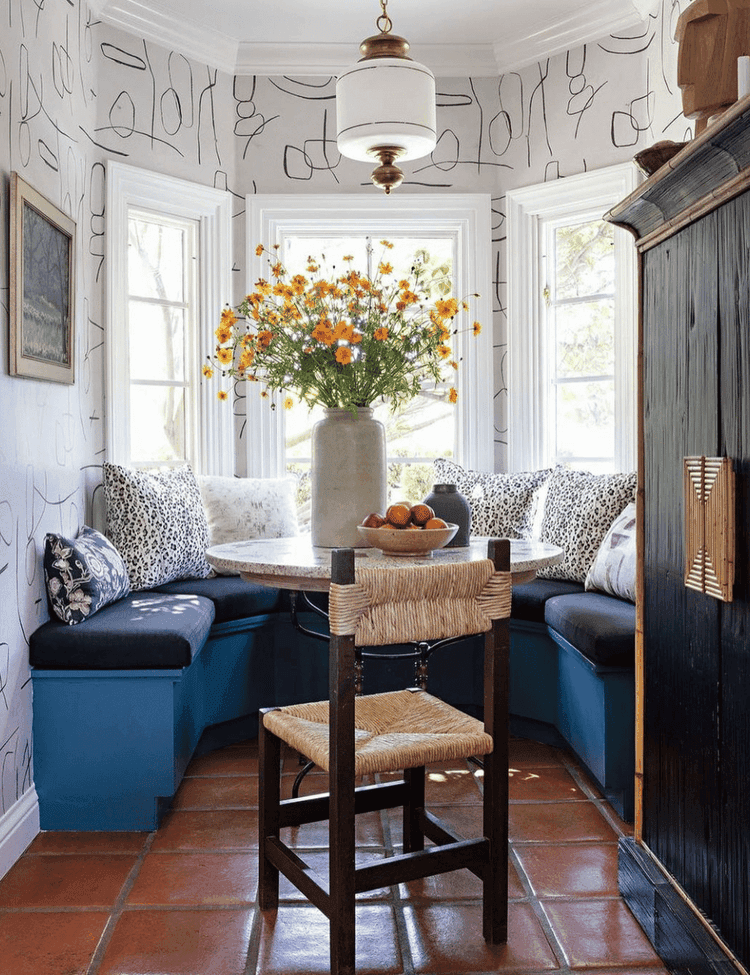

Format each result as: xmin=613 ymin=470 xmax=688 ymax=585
xmin=506 ymin=163 xmax=638 ymax=473
xmin=244 ymin=195 xmax=493 ymax=509
xmin=106 ymin=162 xmax=232 ymax=474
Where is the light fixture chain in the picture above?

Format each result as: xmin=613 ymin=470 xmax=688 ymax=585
xmin=376 ymin=0 xmax=392 ymax=34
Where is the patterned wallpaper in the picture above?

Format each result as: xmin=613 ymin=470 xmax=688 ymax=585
xmin=0 ymin=0 xmax=687 ymax=858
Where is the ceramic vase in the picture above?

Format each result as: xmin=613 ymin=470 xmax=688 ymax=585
xmin=423 ymin=483 xmax=471 ymax=547
xmin=311 ymin=407 xmax=387 ymax=548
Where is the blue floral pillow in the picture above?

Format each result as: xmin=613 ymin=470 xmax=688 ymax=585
xmin=44 ymin=526 xmax=131 ymax=625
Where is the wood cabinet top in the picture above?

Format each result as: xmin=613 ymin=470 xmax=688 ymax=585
xmin=605 ymin=94 xmax=750 ymax=251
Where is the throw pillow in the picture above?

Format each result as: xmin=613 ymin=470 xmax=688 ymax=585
xmin=197 ymin=474 xmax=299 ymax=548
xmin=432 ymin=459 xmax=551 ymax=539
xmin=585 ymin=501 xmax=637 ymax=602
xmin=537 ymin=468 xmax=637 ymax=583
xmin=103 ymin=463 xmax=212 ymax=591
xmin=44 ymin=526 xmax=131 ymax=625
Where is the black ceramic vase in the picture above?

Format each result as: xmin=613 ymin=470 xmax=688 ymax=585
xmin=422 ymin=483 xmax=471 ymax=547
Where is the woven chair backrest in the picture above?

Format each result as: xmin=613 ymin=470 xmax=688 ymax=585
xmin=328 ymin=558 xmax=512 ymax=647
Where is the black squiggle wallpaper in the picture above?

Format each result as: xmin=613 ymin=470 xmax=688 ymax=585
xmin=0 ymin=0 xmax=686 ymax=854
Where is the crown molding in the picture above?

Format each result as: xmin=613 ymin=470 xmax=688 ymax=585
xmin=92 ymin=0 xmax=240 ymax=68
xmin=91 ymin=0 xmax=658 ymax=77
xmin=234 ymin=42 xmax=500 ymax=77
xmin=492 ymin=0 xmax=655 ymax=75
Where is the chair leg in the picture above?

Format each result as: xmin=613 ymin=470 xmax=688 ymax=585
xmin=259 ymin=711 xmax=281 ymax=911
xmin=403 ymin=766 xmax=425 ymax=853
xmin=482 ymin=743 xmax=509 ymax=943
xmin=328 ymin=745 xmax=356 ymax=975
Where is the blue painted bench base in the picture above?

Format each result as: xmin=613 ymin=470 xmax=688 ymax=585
xmin=31 ymin=589 xmax=635 ymax=830
xmin=510 ymin=619 xmax=634 ymax=821
xmin=32 ymin=614 xmax=275 ymax=831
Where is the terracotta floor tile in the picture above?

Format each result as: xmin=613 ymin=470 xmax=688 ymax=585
xmin=405 ymin=802 xmax=484 ymax=840
xmin=127 ymin=851 xmax=258 ymax=905
xmin=278 ymin=849 xmax=391 ymax=900
xmin=427 ymin=765 xmax=484 ymax=803
xmin=281 ymin=810 xmax=385 ymax=848
xmin=28 ymin=831 xmax=148 ymax=854
xmin=0 ymin=910 xmax=108 ymax=975
xmin=0 ymin=736 xmax=668 ymax=975
xmin=97 ymin=908 xmax=254 ymax=975
xmin=404 ymin=901 xmax=561 ymax=972
xmin=582 ymin=969 xmax=670 ymax=974
xmin=542 ymin=899 xmax=666 ymax=969
xmin=566 ymin=760 xmax=605 ymax=798
xmin=171 ymin=775 xmax=258 ymax=809
xmin=381 ymin=764 xmax=483 ymax=805
xmin=150 ymin=809 xmax=258 ymax=851
xmin=256 ymin=904 xmax=402 ymax=974
xmin=185 ymin=742 xmax=258 ymax=776
xmin=0 ymin=854 xmax=136 ymax=908
xmin=400 ymin=857 xmax=527 ymax=901
xmin=509 ymin=738 xmax=565 ymax=767
xmin=509 ymin=766 xmax=587 ymax=802
xmin=510 ymin=801 xmax=617 ymax=843
xmin=515 ymin=842 xmax=620 ymax=898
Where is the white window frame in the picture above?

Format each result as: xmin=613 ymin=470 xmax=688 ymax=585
xmin=106 ymin=161 xmax=233 ymax=475
xmin=506 ymin=162 xmax=639 ymax=473
xmin=244 ymin=194 xmax=493 ymax=479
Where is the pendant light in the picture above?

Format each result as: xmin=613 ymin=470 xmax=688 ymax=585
xmin=336 ymin=0 xmax=437 ymax=193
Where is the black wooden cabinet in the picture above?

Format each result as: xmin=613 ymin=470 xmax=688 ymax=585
xmin=607 ymin=97 xmax=750 ymax=973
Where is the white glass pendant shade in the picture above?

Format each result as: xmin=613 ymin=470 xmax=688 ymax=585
xmin=336 ymin=57 xmax=437 ymax=162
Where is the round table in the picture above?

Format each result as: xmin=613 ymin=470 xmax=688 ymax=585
xmin=206 ymin=535 xmax=564 ymax=592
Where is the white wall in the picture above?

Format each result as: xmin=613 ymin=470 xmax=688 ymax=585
xmin=0 ymin=0 xmax=686 ymax=868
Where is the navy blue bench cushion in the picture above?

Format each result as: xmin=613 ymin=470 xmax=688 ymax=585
xmin=151 ymin=575 xmax=282 ymax=625
xmin=512 ymin=578 xmax=585 ymax=623
xmin=544 ymin=592 xmax=635 ymax=668
xmin=30 ymin=593 xmax=215 ymax=670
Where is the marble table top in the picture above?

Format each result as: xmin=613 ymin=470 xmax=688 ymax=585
xmin=206 ymin=535 xmax=564 ymax=592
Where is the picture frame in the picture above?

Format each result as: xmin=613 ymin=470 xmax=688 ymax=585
xmin=9 ymin=173 xmax=76 ymax=384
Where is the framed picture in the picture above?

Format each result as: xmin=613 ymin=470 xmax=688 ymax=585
xmin=9 ymin=173 xmax=76 ymax=384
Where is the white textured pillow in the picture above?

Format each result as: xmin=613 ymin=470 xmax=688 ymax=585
xmin=197 ymin=475 xmax=299 ymax=548
xmin=103 ymin=464 xmax=212 ymax=591
xmin=537 ymin=468 xmax=637 ymax=583
xmin=432 ymin=459 xmax=551 ymax=539
xmin=585 ymin=502 xmax=636 ymax=602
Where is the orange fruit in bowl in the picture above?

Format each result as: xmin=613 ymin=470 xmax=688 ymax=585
xmin=423 ymin=517 xmax=449 ymax=530
xmin=385 ymin=503 xmax=412 ymax=528
xmin=361 ymin=512 xmax=386 ymax=528
xmin=410 ymin=503 xmax=434 ymax=526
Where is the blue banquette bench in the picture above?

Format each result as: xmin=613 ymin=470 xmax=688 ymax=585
xmin=29 ymin=569 xmax=635 ymax=830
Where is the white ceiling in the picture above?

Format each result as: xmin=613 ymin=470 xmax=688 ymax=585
xmin=89 ymin=0 xmax=658 ymax=76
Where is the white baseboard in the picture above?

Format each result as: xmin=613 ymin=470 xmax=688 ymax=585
xmin=0 ymin=789 xmax=40 ymax=880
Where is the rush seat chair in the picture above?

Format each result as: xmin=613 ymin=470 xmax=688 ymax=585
xmin=258 ymin=538 xmax=511 ymax=975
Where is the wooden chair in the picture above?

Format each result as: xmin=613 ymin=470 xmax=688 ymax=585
xmin=258 ymin=538 xmax=511 ymax=975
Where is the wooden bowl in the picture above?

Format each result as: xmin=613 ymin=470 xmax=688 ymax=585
xmin=357 ymin=523 xmax=458 ymax=556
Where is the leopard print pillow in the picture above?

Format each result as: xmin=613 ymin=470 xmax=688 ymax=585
xmin=103 ymin=463 xmax=212 ymax=591
xmin=537 ymin=467 xmax=637 ymax=583
xmin=432 ymin=459 xmax=552 ymax=539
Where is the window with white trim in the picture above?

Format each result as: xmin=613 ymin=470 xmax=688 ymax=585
xmin=244 ymin=195 xmax=493 ymax=512
xmin=506 ymin=163 xmax=638 ymax=474
xmin=106 ymin=162 xmax=232 ymax=474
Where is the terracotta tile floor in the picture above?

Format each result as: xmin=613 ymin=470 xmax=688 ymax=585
xmin=0 ymin=738 xmax=668 ymax=975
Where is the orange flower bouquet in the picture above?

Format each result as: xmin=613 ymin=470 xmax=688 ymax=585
xmin=206 ymin=240 xmax=481 ymax=412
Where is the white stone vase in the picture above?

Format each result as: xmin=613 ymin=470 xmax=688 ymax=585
xmin=311 ymin=407 xmax=387 ymax=548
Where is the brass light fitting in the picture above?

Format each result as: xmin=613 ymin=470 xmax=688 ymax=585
xmin=335 ymin=0 xmax=437 ymax=193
